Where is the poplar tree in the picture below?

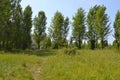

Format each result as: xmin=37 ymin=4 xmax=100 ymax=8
xmin=114 ymin=11 xmax=120 ymax=49
xmin=33 ymin=11 xmax=47 ymax=48
xmin=49 ymin=11 xmax=64 ymax=49
xmin=72 ymin=8 xmax=86 ymax=49
xmin=94 ymin=5 xmax=111 ymax=49
xmin=62 ymin=17 xmax=69 ymax=47
xmin=22 ymin=5 xmax=32 ymax=49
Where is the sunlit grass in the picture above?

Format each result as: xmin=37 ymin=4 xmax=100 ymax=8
xmin=40 ymin=49 xmax=120 ymax=80
xmin=0 ymin=49 xmax=120 ymax=80
xmin=0 ymin=52 xmax=42 ymax=80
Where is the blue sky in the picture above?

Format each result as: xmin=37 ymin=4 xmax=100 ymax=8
xmin=21 ymin=0 xmax=120 ymax=44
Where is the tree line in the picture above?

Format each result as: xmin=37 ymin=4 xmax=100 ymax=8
xmin=0 ymin=0 xmax=32 ymax=50
xmin=0 ymin=0 xmax=120 ymax=51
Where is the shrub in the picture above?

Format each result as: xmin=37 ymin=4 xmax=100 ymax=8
xmin=63 ymin=48 xmax=76 ymax=55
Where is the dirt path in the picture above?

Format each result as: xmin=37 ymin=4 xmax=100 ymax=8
xmin=32 ymin=67 xmax=41 ymax=80
xmin=30 ymin=58 xmax=47 ymax=80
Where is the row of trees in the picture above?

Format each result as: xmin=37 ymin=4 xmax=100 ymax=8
xmin=86 ymin=5 xmax=111 ymax=50
xmin=35 ymin=5 xmax=120 ymax=50
xmin=33 ymin=11 xmax=70 ymax=49
xmin=0 ymin=0 xmax=120 ymax=50
xmin=0 ymin=0 xmax=32 ymax=50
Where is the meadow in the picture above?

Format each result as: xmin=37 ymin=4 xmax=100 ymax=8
xmin=0 ymin=49 xmax=120 ymax=80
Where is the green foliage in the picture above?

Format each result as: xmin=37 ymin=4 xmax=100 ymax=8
xmin=0 ymin=0 xmax=13 ymax=50
xmin=49 ymin=11 xmax=64 ymax=49
xmin=0 ymin=0 xmax=11 ymax=25
xmin=87 ymin=5 xmax=99 ymax=50
xmin=41 ymin=35 xmax=52 ymax=49
xmin=94 ymin=5 xmax=111 ymax=49
xmin=33 ymin=11 xmax=47 ymax=48
xmin=63 ymin=48 xmax=76 ymax=55
xmin=86 ymin=5 xmax=111 ymax=49
xmin=22 ymin=5 xmax=32 ymax=49
xmin=62 ymin=17 xmax=70 ymax=47
xmin=0 ymin=0 xmax=33 ymax=51
xmin=51 ymin=41 xmax=59 ymax=49
xmin=12 ymin=3 xmax=23 ymax=49
xmin=114 ymin=10 xmax=120 ymax=49
xmin=0 ymin=2 xmax=119 ymax=51
xmin=72 ymin=8 xmax=86 ymax=49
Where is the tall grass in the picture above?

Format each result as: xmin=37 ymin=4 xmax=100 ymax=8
xmin=0 ymin=52 xmax=42 ymax=80
xmin=0 ymin=49 xmax=120 ymax=80
xmin=40 ymin=49 xmax=120 ymax=80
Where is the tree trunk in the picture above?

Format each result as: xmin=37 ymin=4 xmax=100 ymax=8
xmin=91 ymin=40 xmax=95 ymax=50
xmin=101 ymin=39 xmax=104 ymax=49
xmin=117 ymin=42 xmax=119 ymax=50
xmin=0 ymin=41 xmax=1 ymax=50
xmin=77 ymin=34 xmax=80 ymax=49
xmin=78 ymin=36 xmax=82 ymax=49
xmin=2 ymin=41 xmax=5 ymax=49
xmin=78 ymin=41 xmax=81 ymax=49
xmin=37 ymin=41 xmax=40 ymax=49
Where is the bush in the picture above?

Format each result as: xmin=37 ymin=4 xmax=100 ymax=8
xmin=63 ymin=48 xmax=76 ymax=55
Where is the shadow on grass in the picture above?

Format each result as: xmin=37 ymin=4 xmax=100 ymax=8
xmin=25 ymin=49 xmax=56 ymax=57
xmin=3 ymin=49 xmax=56 ymax=57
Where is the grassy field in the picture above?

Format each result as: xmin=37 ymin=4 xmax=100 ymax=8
xmin=0 ymin=49 xmax=120 ymax=80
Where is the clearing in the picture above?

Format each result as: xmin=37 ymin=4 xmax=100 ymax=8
xmin=0 ymin=49 xmax=120 ymax=80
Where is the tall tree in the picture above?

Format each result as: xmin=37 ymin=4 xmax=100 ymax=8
xmin=62 ymin=17 xmax=69 ymax=47
xmin=87 ymin=5 xmax=99 ymax=50
xmin=49 ymin=11 xmax=64 ymax=49
xmin=12 ymin=4 xmax=23 ymax=49
xmin=0 ymin=0 xmax=22 ymax=50
xmin=114 ymin=11 xmax=120 ymax=49
xmin=33 ymin=11 xmax=47 ymax=48
xmin=0 ymin=0 xmax=11 ymax=50
xmin=0 ymin=0 xmax=33 ymax=50
xmin=72 ymin=8 xmax=86 ymax=49
xmin=94 ymin=5 xmax=111 ymax=49
xmin=22 ymin=5 xmax=32 ymax=49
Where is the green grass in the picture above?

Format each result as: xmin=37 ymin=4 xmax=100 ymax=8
xmin=0 ymin=49 xmax=120 ymax=80
xmin=0 ymin=51 xmax=42 ymax=80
